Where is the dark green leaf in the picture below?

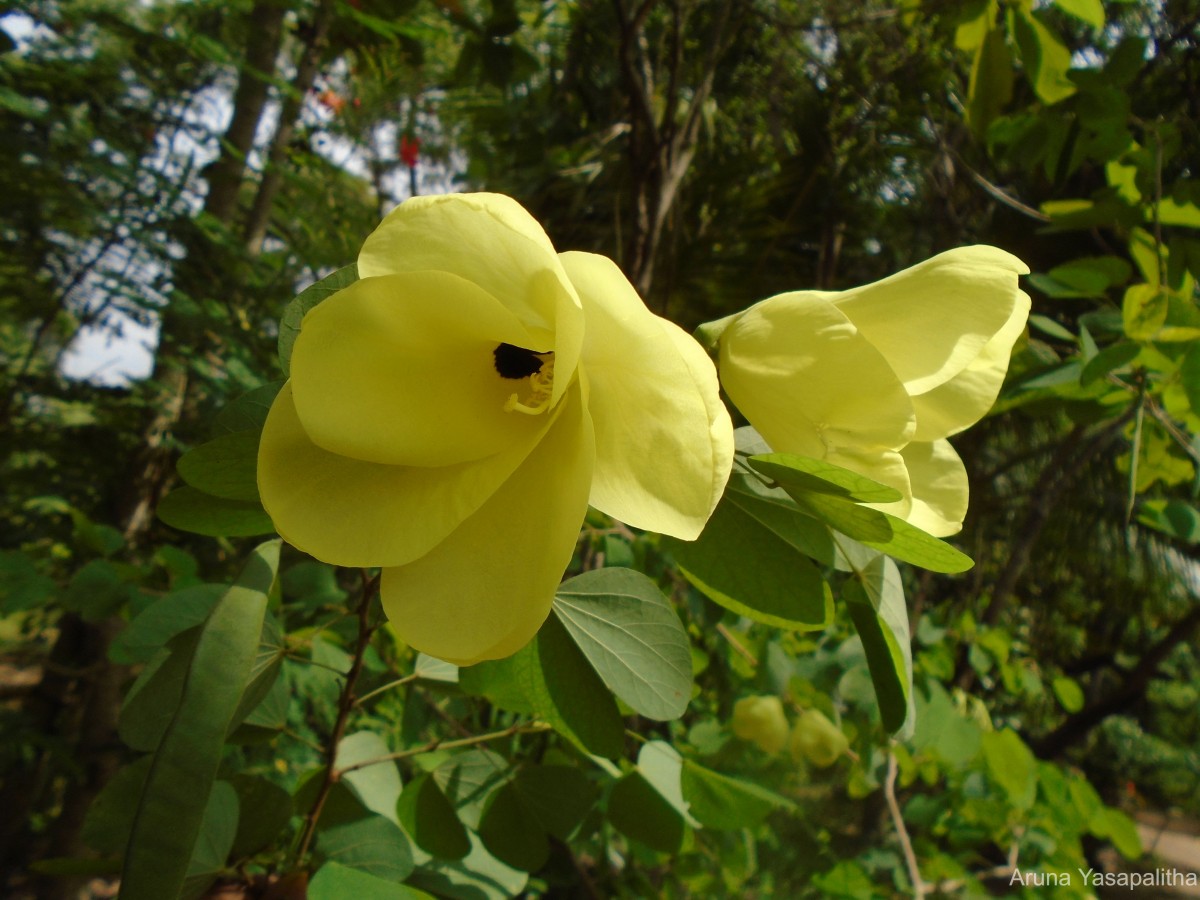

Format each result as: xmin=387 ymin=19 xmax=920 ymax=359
xmin=180 ymin=781 xmax=239 ymax=900
xmin=309 ymin=862 xmax=433 ymax=900
xmin=1079 ymin=342 xmax=1139 ymax=386
xmin=119 ymin=540 xmax=279 ymax=900
xmin=82 ymin=757 xmax=153 ymax=855
xmin=229 ymin=776 xmax=292 ymax=859
xmin=680 ymin=759 xmax=794 ymax=830
xmin=607 ymin=773 xmax=685 ymax=853
xmin=318 ymin=815 xmax=415 ymax=882
xmin=668 ymin=497 xmax=833 ymax=630
xmin=278 ymin=265 xmax=359 ymax=376
xmin=433 ymin=750 xmax=510 ymax=831
xmin=212 ymin=381 xmax=284 ymax=435
xmin=396 ymin=772 xmax=471 ymax=860
xmin=157 ymin=486 xmax=275 ymax=537
xmin=0 ymin=551 xmax=55 ymax=613
xmin=407 ymin=833 xmax=528 ymax=900
xmin=748 ymin=453 xmax=904 ymax=503
xmin=477 ymin=782 xmax=549 ymax=872
xmin=842 ymin=557 xmax=913 ymax=736
xmin=177 ymin=431 xmax=261 ymax=502
xmin=553 ymin=568 xmax=692 ymax=721
xmin=513 ymin=616 xmax=624 ymax=758
xmin=109 ymin=584 xmax=225 ymax=665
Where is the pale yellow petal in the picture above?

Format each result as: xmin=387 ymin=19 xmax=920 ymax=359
xmin=380 ymin=381 xmax=596 ymax=665
xmin=257 ymin=382 xmax=552 ymax=568
xmin=895 ymin=440 xmax=968 ymax=537
xmin=910 ymin=288 xmax=1031 ymax=440
xmin=832 ymin=246 xmax=1030 ymax=396
xmin=290 ymin=272 xmax=548 ymax=467
xmin=719 ymin=291 xmax=916 ymax=462
xmin=561 ymin=251 xmax=733 ymax=539
xmin=357 ymin=193 xmax=584 ymax=408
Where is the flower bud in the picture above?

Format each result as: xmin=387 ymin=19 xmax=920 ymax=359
xmin=731 ymin=695 xmax=790 ymax=755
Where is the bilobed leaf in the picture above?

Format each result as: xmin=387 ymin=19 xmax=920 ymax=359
xmin=82 ymin=756 xmax=153 ymax=855
xmin=120 ymin=541 xmax=280 ymax=900
xmin=478 ymin=764 xmax=599 ymax=870
xmin=177 ymin=431 xmax=261 ymax=502
xmin=157 ymin=486 xmax=275 ymax=537
xmin=414 ymin=652 xmax=459 ymax=684
xmin=841 ymin=557 xmax=913 ymax=736
xmin=1137 ymin=499 xmax=1200 ymax=543
xmin=668 ymin=496 xmax=834 ymax=630
xmin=396 ymin=772 xmax=470 ymax=860
xmin=680 ymin=759 xmax=794 ymax=830
xmin=553 ymin=568 xmax=692 ymax=721
xmin=119 ymin=627 xmax=202 ymax=752
xmin=790 ymin=490 xmax=894 ymax=543
xmin=407 ymin=833 xmax=528 ymax=900
xmin=1080 ymin=342 xmax=1140 ymax=385
xmin=748 ymin=454 xmax=903 ymax=503
xmin=433 ymin=750 xmax=510 ymax=831
xmin=279 ymin=264 xmax=358 ymax=375
xmin=309 ymin=862 xmax=434 ymax=900
xmin=458 ymin=655 xmax=535 ymax=714
xmin=726 ymin=473 xmax=836 ymax=566
xmin=513 ymin=616 xmax=624 ymax=758
xmin=637 ymin=741 xmax=698 ymax=826
xmin=967 ymin=25 xmax=1013 ymax=137
xmin=477 ymin=782 xmax=550 ymax=872
xmin=0 ymin=550 xmax=56 ymax=613
xmin=318 ymin=814 xmax=415 ymax=882
xmin=337 ymin=732 xmax=403 ymax=824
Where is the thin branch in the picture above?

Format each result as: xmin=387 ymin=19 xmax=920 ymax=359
xmin=336 ymin=722 xmax=552 ymax=776
xmin=885 ymin=751 xmax=926 ymax=899
xmin=352 ymin=673 xmax=418 ymax=708
xmin=292 ymin=571 xmax=381 ymax=866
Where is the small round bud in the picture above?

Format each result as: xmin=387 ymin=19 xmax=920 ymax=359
xmin=789 ymin=709 xmax=848 ymax=768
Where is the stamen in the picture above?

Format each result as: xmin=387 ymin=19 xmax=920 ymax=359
xmin=505 ymin=356 xmax=555 ymax=415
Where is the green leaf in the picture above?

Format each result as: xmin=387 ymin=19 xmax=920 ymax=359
xmin=228 ymin=776 xmax=292 ymax=859
xmin=318 ymin=815 xmax=415 ymax=882
xmin=841 ymin=556 xmax=913 ymax=736
xmin=789 ymin=490 xmax=893 ymax=542
xmin=1137 ymin=499 xmax=1200 ymax=543
xmin=433 ymin=750 xmax=510 ymax=831
xmin=1180 ymin=344 xmax=1200 ymax=416
xmin=1011 ymin=8 xmax=1076 ymax=104
xmin=607 ymin=772 xmax=686 ymax=853
xmin=477 ymin=764 xmax=599 ymax=871
xmin=1092 ymin=807 xmax=1142 ymax=859
xmin=157 ymin=486 xmax=275 ymax=537
xmin=680 ymin=759 xmax=794 ymax=830
xmin=177 ymin=431 xmax=261 ymax=502
xmin=1079 ymin=341 xmax=1140 ymax=385
xmin=62 ymin=559 xmax=134 ymax=621
xmin=553 ymin=568 xmax=692 ymax=721
xmin=637 ymin=741 xmax=698 ymax=826
xmin=726 ymin=474 xmax=836 ymax=566
xmin=981 ymin=728 xmax=1037 ymax=810
xmin=180 ymin=781 xmax=239 ymax=900
xmin=668 ymin=495 xmax=834 ymax=630
xmin=119 ymin=627 xmax=203 ymax=752
xmin=1052 ymin=0 xmax=1104 ymax=28
xmin=0 ymin=550 xmax=56 ymax=613
xmin=476 ymin=783 xmax=549 ymax=872
xmin=407 ymin=833 xmax=528 ymax=900
xmin=82 ymin=757 xmax=153 ymax=855
xmin=459 ymin=656 xmax=536 ymax=714
xmin=967 ymin=25 xmax=1013 ymax=137
xmin=513 ymin=616 xmax=624 ymax=758
xmin=109 ymin=584 xmax=225 ymax=665
xmin=310 ymin=862 xmax=434 ymax=900
xmin=1051 ymin=676 xmax=1085 ymax=713
xmin=279 ymin=265 xmax=359 ymax=376
xmin=396 ymin=772 xmax=471 ymax=860
xmin=1028 ymin=314 xmax=1076 ymax=342
xmin=212 ymin=381 xmax=284 ymax=435
xmin=337 ymin=732 xmax=403 ymax=824
xmin=119 ymin=540 xmax=279 ymax=900
xmin=748 ymin=453 xmax=904 ymax=503
xmin=1122 ymin=284 xmax=1168 ymax=340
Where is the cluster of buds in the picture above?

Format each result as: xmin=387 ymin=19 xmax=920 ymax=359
xmin=731 ymin=696 xmax=849 ymax=768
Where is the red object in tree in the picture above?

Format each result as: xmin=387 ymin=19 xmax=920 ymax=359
xmin=400 ymin=135 xmax=420 ymax=169
xmin=318 ymin=90 xmax=346 ymax=114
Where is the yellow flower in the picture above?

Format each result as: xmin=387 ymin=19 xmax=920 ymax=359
xmin=731 ymin=695 xmax=790 ymax=755
xmin=712 ymin=247 xmax=1030 ymax=536
xmin=257 ymin=193 xmax=733 ymax=664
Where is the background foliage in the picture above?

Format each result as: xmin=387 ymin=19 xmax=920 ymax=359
xmin=2 ymin=0 xmax=1199 ymax=897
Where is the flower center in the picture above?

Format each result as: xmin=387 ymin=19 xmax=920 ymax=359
xmin=493 ymin=343 xmax=555 ymax=415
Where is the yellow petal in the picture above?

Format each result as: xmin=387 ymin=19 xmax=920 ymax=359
xmin=910 ymin=288 xmax=1031 ymax=440
xmin=257 ymin=382 xmax=553 ymax=568
xmin=290 ymin=272 xmax=548 ymax=467
xmin=380 ymin=381 xmax=596 ymax=665
xmin=719 ymin=291 xmax=916 ymax=463
xmin=897 ymin=440 xmax=968 ymax=537
xmin=832 ymin=246 xmax=1030 ymax=396
xmin=561 ymin=251 xmax=733 ymax=539
xmin=357 ymin=192 xmax=584 ymax=408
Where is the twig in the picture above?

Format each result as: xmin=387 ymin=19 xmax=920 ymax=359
xmin=353 ymin=672 xmax=418 ymax=708
xmin=716 ymin=623 xmax=759 ymax=667
xmin=291 ymin=570 xmax=381 ymax=867
xmin=335 ymin=721 xmax=552 ymax=776
xmin=885 ymin=750 xmax=927 ymax=899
